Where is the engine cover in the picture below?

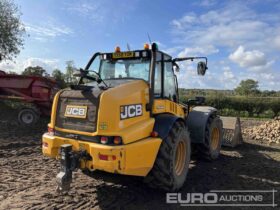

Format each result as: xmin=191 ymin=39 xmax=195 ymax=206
xmin=55 ymin=88 xmax=104 ymax=132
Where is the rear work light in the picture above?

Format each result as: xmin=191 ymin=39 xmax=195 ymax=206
xmin=48 ymin=126 xmax=54 ymax=136
xmin=115 ymin=46 xmax=121 ymax=52
xmin=144 ymin=43 xmax=150 ymax=50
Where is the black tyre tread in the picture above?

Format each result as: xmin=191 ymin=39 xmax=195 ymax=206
xmin=145 ymin=121 xmax=190 ymax=191
xmin=18 ymin=108 xmax=40 ymax=126
xmin=196 ymin=114 xmax=223 ymax=160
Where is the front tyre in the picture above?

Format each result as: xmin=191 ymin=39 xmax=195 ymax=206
xmin=197 ymin=115 xmax=223 ymax=160
xmin=145 ymin=121 xmax=191 ymax=191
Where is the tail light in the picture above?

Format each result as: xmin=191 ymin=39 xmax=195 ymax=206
xmin=98 ymin=153 xmax=116 ymax=161
xmin=151 ymin=131 xmax=159 ymax=137
xmin=113 ymin=136 xmax=122 ymax=145
xmin=100 ymin=136 xmax=109 ymax=144
xmin=43 ymin=142 xmax=48 ymax=148
xmin=98 ymin=153 xmax=108 ymax=160
xmin=48 ymin=126 xmax=54 ymax=136
xmin=99 ymin=136 xmax=122 ymax=145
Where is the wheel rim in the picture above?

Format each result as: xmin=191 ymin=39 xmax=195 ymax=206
xmin=21 ymin=112 xmax=34 ymax=124
xmin=175 ymin=141 xmax=187 ymax=176
xmin=211 ymin=127 xmax=220 ymax=151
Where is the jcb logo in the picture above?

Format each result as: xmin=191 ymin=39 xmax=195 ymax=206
xmin=65 ymin=105 xmax=87 ymax=118
xmin=120 ymin=104 xmax=142 ymax=120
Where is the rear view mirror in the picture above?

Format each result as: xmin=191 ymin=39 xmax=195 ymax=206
xmin=173 ymin=63 xmax=180 ymax=72
xmin=197 ymin=62 xmax=207 ymax=76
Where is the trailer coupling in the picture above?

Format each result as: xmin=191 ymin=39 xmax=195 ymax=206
xmin=56 ymin=144 xmax=91 ymax=193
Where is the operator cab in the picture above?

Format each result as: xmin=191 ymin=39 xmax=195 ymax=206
xmin=82 ymin=45 xmax=179 ymax=102
xmin=153 ymin=51 xmax=178 ymax=102
xmin=76 ymin=43 xmax=207 ymax=106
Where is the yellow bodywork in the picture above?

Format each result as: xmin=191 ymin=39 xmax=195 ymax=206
xmin=43 ymin=133 xmax=161 ymax=176
xmin=153 ymin=99 xmax=185 ymax=118
xmin=43 ymin=80 xmax=185 ymax=176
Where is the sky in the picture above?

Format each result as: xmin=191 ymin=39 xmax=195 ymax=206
xmin=0 ymin=0 xmax=279 ymax=90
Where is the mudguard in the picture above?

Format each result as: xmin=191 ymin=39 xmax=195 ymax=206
xmin=186 ymin=106 xmax=217 ymax=143
xmin=153 ymin=114 xmax=183 ymax=139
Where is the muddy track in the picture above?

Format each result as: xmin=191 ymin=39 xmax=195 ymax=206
xmin=0 ymin=118 xmax=279 ymax=210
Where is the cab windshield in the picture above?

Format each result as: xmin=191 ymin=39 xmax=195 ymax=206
xmin=99 ymin=58 xmax=150 ymax=81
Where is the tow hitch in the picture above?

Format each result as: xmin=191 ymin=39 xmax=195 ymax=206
xmin=56 ymin=144 xmax=91 ymax=192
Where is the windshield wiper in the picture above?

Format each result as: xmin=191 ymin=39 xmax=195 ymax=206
xmin=90 ymin=71 xmax=109 ymax=88
xmin=77 ymin=69 xmax=109 ymax=88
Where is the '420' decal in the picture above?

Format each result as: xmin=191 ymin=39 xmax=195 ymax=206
xmin=120 ymin=104 xmax=142 ymax=120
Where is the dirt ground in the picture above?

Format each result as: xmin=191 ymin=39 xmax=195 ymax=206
xmin=0 ymin=116 xmax=279 ymax=210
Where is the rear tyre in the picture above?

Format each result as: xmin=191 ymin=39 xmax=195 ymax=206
xmin=18 ymin=108 xmax=40 ymax=126
xmin=197 ymin=115 xmax=223 ymax=160
xmin=145 ymin=121 xmax=191 ymax=191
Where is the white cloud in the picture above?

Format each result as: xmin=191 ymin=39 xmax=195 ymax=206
xmin=221 ymin=66 xmax=239 ymax=89
xmin=197 ymin=0 xmax=218 ymax=7
xmin=178 ymin=45 xmax=219 ymax=57
xmin=169 ymin=1 xmax=280 ymax=90
xmin=223 ymin=67 xmax=235 ymax=80
xmin=171 ymin=14 xmax=197 ymax=29
xmin=273 ymin=35 xmax=280 ymax=50
xmin=66 ymin=2 xmax=99 ymax=15
xmin=170 ymin=2 xmax=278 ymax=51
xmin=175 ymin=61 xmax=239 ymax=90
xmin=25 ymin=21 xmax=73 ymax=41
xmin=64 ymin=0 xmax=136 ymax=24
xmin=176 ymin=62 xmax=280 ymax=90
xmin=0 ymin=62 xmax=18 ymax=73
xmin=23 ymin=58 xmax=59 ymax=73
xmin=65 ymin=1 xmax=104 ymax=23
xmin=239 ymin=71 xmax=280 ymax=90
xmin=248 ymin=60 xmax=275 ymax=72
xmin=229 ymin=46 xmax=267 ymax=68
xmin=0 ymin=58 xmax=59 ymax=74
xmin=163 ymin=46 xmax=184 ymax=56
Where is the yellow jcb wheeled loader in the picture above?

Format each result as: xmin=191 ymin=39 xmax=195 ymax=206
xmin=42 ymin=43 xmax=225 ymax=192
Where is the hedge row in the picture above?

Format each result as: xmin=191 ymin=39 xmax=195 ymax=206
xmin=181 ymin=96 xmax=280 ymax=118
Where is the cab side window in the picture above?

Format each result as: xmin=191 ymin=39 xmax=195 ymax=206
xmin=154 ymin=62 xmax=162 ymax=97
xmin=154 ymin=52 xmax=162 ymax=98
xmin=163 ymin=61 xmax=177 ymax=101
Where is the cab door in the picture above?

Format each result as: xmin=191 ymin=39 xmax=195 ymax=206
xmin=163 ymin=54 xmax=178 ymax=102
xmin=152 ymin=53 xmax=184 ymax=117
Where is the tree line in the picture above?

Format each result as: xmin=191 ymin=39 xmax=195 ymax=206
xmin=180 ymin=79 xmax=280 ymax=118
xmin=0 ymin=0 xmax=78 ymax=89
xmin=12 ymin=61 xmax=78 ymax=88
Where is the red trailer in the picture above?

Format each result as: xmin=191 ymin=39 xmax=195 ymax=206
xmin=0 ymin=70 xmax=60 ymax=125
